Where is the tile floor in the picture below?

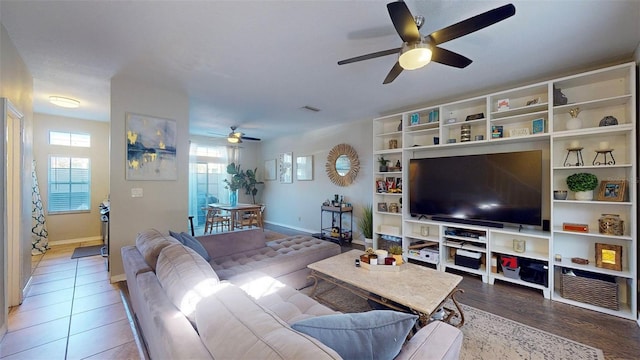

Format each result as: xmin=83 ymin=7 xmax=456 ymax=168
xmin=0 ymin=242 xmax=142 ymax=360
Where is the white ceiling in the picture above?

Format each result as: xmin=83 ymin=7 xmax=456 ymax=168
xmin=1 ymin=0 xmax=639 ymax=141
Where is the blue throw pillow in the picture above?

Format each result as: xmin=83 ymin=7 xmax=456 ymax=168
xmin=179 ymin=232 xmax=211 ymax=261
xmin=168 ymin=230 xmax=183 ymax=243
xmin=291 ymin=310 xmax=417 ymax=360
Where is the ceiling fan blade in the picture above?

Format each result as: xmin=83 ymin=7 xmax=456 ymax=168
xmin=383 ymin=61 xmax=403 ymax=84
xmin=387 ymin=1 xmax=420 ymax=43
xmin=240 ymin=136 xmax=261 ymax=141
xmin=430 ymin=47 xmax=472 ymax=68
xmin=338 ymin=48 xmax=401 ymax=65
xmin=428 ymin=4 xmax=516 ymax=45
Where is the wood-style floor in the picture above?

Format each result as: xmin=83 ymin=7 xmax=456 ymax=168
xmin=268 ymin=224 xmax=640 ymax=360
xmin=0 ymin=242 xmax=142 ymax=360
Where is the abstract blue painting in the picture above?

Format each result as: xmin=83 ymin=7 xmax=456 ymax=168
xmin=126 ymin=113 xmax=177 ymax=180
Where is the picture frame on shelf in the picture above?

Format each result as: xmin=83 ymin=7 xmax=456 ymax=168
xmin=526 ymin=97 xmax=540 ymax=106
xmin=410 ymin=113 xmax=420 ymax=125
xmin=491 ymin=125 xmax=504 ymax=138
xmin=595 ymin=243 xmax=623 ymax=271
xmin=396 ymin=177 xmax=402 ymax=192
xmin=377 ymin=202 xmax=388 ymax=212
xmin=465 ymin=113 xmax=485 ymax=121
xmin=497 ymin=99 xmax=510 ymax=111
xmin=597 ymin=180 xmax=627 ymax=202
xmin=385 ymin=177 xmax=396 ymax=193
xmin=532 ymin=118 xmax=545 ymax=134
xmin=428 ymin=110 xmax=439 ymax=123
xmin=376 ymin=179 xmax=387 ymax=193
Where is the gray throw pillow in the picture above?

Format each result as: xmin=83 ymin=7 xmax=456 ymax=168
xmin=291 ymin=310 xmax=417 ymax=360
xmin=179 ymin=232 xmax=211 ymax=261
xmin=169 ymin=230 xmax=182 ymax=242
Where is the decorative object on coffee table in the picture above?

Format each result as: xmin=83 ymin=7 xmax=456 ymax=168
xmin=595 ymin=243 xmax=623 ymax=271
xmin=388 ymin=244 xmax=404 ymax=265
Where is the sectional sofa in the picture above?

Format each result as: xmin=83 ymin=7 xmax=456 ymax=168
xmin=121 ymin=228 xmax=463 ymax=359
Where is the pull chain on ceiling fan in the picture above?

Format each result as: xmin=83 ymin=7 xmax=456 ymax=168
xmin=338 ymin=1 xmax=516 ymax=84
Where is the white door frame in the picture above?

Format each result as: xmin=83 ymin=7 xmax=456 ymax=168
xmin=3 ymin=98 xmax=24 ymax=313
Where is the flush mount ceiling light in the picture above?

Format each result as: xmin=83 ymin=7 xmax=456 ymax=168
xmin=399 ymin=40 xmax=432 ymax=70
xmin=49 ymin=96 xmax=80 ymax=108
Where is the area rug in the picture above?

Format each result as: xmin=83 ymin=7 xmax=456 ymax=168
xmin=70 ymin=245 xmax=103 ymax=259
xmin=301 ymin=281 xmax=604 ymax=360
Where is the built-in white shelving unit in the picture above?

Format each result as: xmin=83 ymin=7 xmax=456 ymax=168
xmin=372 ymin=62 xmax=637 ymax=320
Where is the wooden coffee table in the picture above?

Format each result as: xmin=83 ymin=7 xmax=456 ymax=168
xmin=307 ymin=250 xmax=465 ymax=327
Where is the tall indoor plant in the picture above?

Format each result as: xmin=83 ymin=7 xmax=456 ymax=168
xmin=358 ymin=204 xmax=373 ymax=248
xmin=224 ymin=162 xmax=264 ymax=205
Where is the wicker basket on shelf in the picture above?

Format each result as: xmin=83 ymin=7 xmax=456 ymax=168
xmin=560 ymin=272 xmax=619 ymax=310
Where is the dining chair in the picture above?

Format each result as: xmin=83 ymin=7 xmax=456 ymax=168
xmin=203 ymin=207 xmax=230 ymax=234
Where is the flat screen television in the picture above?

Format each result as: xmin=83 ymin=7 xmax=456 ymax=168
xmin=409 ymin=150 xmax=542 ymax=227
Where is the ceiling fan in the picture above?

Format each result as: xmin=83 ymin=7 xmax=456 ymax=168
xmin=227 ymin=126 xmax=261 ymax=144
xmin=338 ymin=1 xmax=516 ymax=84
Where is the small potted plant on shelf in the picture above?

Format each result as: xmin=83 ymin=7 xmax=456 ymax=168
xmin=378 ymin=156 xmax=390 ymax=172
xmin=388 ymin=244 xmax=403 ymax=265
xmin=566 ymin=173 xmax=598 ymax=201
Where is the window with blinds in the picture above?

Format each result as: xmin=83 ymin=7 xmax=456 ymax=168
xmin=48 ymin=156 xmax=91 ymax=213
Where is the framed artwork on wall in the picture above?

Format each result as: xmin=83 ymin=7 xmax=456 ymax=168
xmin=296 ymin=155 xmax=313 ymax=181
xmin=279 ymin=152 xmax=293 ymax=183
xmin=125 ymin=113 xmax=177 ymax=180
xmin=264 ymin=159 xmax=276 ymax=180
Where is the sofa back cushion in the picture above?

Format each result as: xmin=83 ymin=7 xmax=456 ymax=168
xmin=196 ymin=283 xmax=341 ymax=359
xmin=156 ymin=243 xmax=220 ymax=327
xmin=197 ymin=228 xmax=266 ymax=259
xmin=136 ymin=229 xmax=181 ymax=271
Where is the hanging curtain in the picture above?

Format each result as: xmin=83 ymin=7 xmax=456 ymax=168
xmin=188 ymin=141 xmax=200 ymax=227
xmin=31 ymin=160 xmax=49 ymax=255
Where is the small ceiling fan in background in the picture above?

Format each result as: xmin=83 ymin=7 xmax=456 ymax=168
xmin=226 ymin=126 xmax=261 ymax=144
xmin=338 ymin=1 xmax=516 ymax=84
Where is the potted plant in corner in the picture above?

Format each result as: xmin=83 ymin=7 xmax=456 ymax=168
xmin=566 ymin=173 xmax=598 ymax=201
xmin=358 ymin=204 xmax=373 ymax=249
xmin=388 ymin=244 xmax=403 ymax=265
xmin=378 ymin=156 xmax=390 ymax=172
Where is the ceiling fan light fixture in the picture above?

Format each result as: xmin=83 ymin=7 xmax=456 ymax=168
xmin=399 ymin=41 xmax=432 ymax=70
xmin=227 ymin=135 xmax=241 ymax=143
xmin=49 ymin=96 xmax=80 ymax=108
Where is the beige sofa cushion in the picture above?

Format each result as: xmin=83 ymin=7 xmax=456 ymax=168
xmin=156 ymin=243 xmax=220 ymax=327
xmin=136 ymin=229 xmax=181 ymax=270
xmin=195 ymin=283 xmax=341 ymax=359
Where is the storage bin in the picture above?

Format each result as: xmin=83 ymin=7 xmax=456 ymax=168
xmin=560 ymin=271 xmax=618 ymax=310
xmin=503 ymin=266 xmax=520 ymax=279
xmin=455 ymin=254 xmax=481 ymax=269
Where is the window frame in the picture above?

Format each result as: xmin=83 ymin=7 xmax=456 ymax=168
xmin=47 ymin=155 xmax=92 ymax=215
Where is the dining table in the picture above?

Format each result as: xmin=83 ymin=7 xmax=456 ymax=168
xmin=208 ymin=203 xmax=262 ymax=231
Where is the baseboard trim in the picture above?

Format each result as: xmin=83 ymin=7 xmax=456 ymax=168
xmin=49 ymin=236 xmax=103 ymax=247
xmin=263 ymin=221 xmax=316 ymax=235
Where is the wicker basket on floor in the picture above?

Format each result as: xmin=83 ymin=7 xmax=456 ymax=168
xmin=560 ymin=272 xmax=619 ymax=310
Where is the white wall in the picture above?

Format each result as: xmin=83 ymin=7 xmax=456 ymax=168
xmin=0 ymin=23 xmax=33 ymax=337
xmin=109 ymin=75 xmax=189 ymax=279
xmin=260 ymin=119 xmax=373 ymax=241
xmin=32 ymin=114 xmax=109 ymax=242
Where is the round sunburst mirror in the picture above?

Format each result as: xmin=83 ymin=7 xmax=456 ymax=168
xmin=326 ymin=143 xmax=360 ymax=186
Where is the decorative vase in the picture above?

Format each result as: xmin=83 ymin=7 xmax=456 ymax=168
xmin=599 ymin=116 xmax=618 ymax=127
xmin=392 ymin=254 xmax=403 ymax=265
xmin=566 ymin=107 xmax=582 ymax=130
xmin=229 ymin=190 xmax=238 ymax=207
xmin=574 ymin=190 xmax=593 ymax=201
